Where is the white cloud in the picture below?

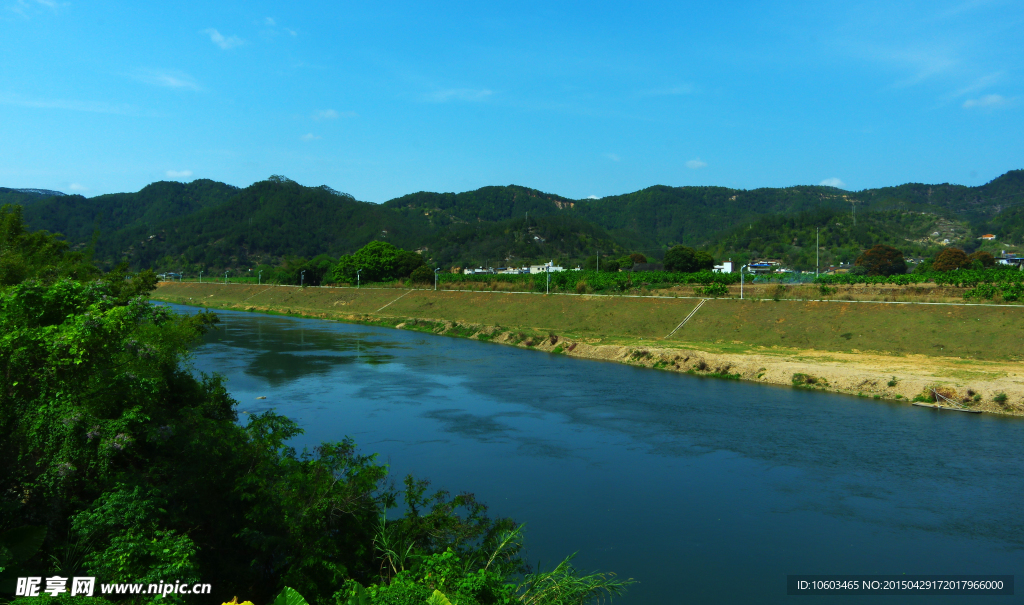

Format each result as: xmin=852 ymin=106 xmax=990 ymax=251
xmin=686 ymin=158 xmax=707 ymax=169
xmin=300 ymin=133 xmax=321 ymax=141
xmin=284 ymin=28 xmax=297 ymax=36
xmin=264 ymin=17 xmax=276 ymax=26
xmin=312 ymin=109 xmax=356 ymax=120
xmin=0 ymin=92 xmax=149 ymax=115
xmin=603 ymin=153 xmax=620 ymax=162
xmin=949 ymin=72 xmax=1002 ymax=99
xmin=202 ymin=28 xmax=244 ymax=50
xmin=8 ymin=0 xmax=60 ymax=17
xmin=963 ymin=94 xmax=1008 ymax=108
xmin=133 ymin=69 xmax=201 ymax=91
xmin=166 ymin=170 xmax=193 ymax=178
xmin=69 ymin=183 xmax=87 ymax=191
xmin=819 ymin=177 xmax=846 ymax=188
xmin=587 ymin=195 xmax=599 ymax=199
xmin=424 ymin=89 xmax=493 ymax=102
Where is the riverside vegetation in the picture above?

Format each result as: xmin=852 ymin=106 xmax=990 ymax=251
xmin=0 ymin=213 xmax=634 ymax=604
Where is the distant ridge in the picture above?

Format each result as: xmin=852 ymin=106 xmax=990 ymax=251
xmin=14 ymin=188 xmax=67 ymax=197
xmin=6 ymin=170 xmax=1024 ymax=271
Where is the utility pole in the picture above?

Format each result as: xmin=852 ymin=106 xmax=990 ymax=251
xmin=816 ymin=227 xmax=819 ymax=278
xmin=434 ymin=268 xmax=440 ymax=291
xmin=224 ymin=271 xmax=229 ymax=285
xmin=851 ymin=200 xmax=856 ymax=226
xmin=259 ymin=270 xmax=263 ymax=285
xmin=199 ymin=270 xmax=203 ymax=283
xmin=740 ymin=265 xmax=748 ymax=299
xmin=357 ymin=269 xmax=361 ymax=288
xmin=546 ymin=262 xmax=550 ymax=294
xmin=596 ymin=248 xmax=599 ymax=272
xmin=301 ymin=270 xmax=305 ymax=287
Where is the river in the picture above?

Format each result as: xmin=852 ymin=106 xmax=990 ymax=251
xmin=170 ymin=304 xmax=1023 ymax=604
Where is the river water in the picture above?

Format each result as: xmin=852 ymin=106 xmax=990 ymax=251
xmin=170 ymin=304 xmax=1023 ymax=604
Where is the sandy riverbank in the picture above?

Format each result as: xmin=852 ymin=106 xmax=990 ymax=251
xmin=152 ymin=282 xmax=1024 ymax=416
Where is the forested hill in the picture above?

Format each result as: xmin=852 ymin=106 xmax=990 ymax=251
xmin=85 ymin=177 xmax=433 ymax=268
xmin=852 ymin=169 xmax=1024 ymax=221
xmin=7 ymin=170 xmax=1024 ymax=271
xmin=21 ymin=179 xmax=239 ymax=245
xmin=570 ymin=185 xmax=853 ymax=248
xmin=0 ymin=187 xmax=66 ymax=207
xmin=383 ymin=185 xmax=577 ymax=224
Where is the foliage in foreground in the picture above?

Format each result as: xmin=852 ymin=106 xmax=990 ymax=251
xmin=0 ymin=217 xmax=632 ymax=605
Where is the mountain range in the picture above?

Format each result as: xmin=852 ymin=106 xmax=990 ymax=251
xmin=4 ymin=170 xmax=1023 ymax=273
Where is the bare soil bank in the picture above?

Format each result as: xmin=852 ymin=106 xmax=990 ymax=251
xmin=153 ymin=282 xmax=1024 ymax=416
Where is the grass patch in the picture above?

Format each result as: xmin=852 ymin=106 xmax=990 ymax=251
xmin=686 ymin=369 xmax=741 ymax=380
xmin=792 ymin=373 xmax=828 ymax=388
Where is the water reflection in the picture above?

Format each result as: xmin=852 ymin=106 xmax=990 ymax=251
xmin=170 ymin=304 xmax=1024 ymax=605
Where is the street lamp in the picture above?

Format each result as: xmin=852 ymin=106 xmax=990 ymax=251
xmin=259 ymin=270 xmax=263 ymax=285
xmin=434 ymin=267 xmax=440 ymax=291
xmin=357 ymin=269 xmax=361 ymax=288
xmin=224 ymin=270 xmax=229 ymax=285
xmin=546 ymin=262 xmax=551 ymax=294
xmin=300 ymin=270 xmax=306 ymax=287
xmin=199 ymin=270 xmax=203 ymax=283
xmin=740 ymin=265 xmax=749 ymax=299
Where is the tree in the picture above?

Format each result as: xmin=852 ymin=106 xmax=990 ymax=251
xmin=967 ymin=250 xmax=996 ymax=268
xmin=664 ymin=245 xmax=714 ymax=273
xmin=629 ymin=253 xmax=647 ymax=265
xmin=0 ymin=204 xmax=100 ymax=285
xmin=854 ymin=244 xmax=906 ymax=276
xmin=394 ymin=249 xmax=426 ymax=278
xmin=410 ymin=265 xmax=433 ymax=283
xmin=583 ymin=255 xmax=619 ymax=272
xmin=932 ymin=247 xmax=968 ymax=272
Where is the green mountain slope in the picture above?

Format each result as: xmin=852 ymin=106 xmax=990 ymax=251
xmin=0 ymin=187 xmax=66 ymax=207
xmin=92 ymin=176 xmax=435 ymax=268
xmin=9 ymin=170 xmax=1024 ymax=272
xmin=705 ymin=207 xmax=973 ymax=271
xmin=570 ymin=185 xmax=853 ymax=248
xmin=383 ymin=184 xmax=576 ymax=225
xmin=21 ymin=179 xmax=239 ymax=245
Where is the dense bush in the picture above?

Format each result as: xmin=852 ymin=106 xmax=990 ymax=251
xmin=855 ymin=244 xmax=906 ymax=276
xmin=437 ymin=269 xmax=738 ymax=293
xmin=814 ymin=266 xmax=1023 ymax=288
xmin=663 ymin=245 xmax=714 ymax=273
xmin=332 ymin=242 xmax=425 ymax=283
xmin=932 ymin=247 xmax=968 ymax=272
xmin=1 ymin=216 xmax=631 ymax=605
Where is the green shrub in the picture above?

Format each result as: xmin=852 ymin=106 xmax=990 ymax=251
xmin=696 ymin=282 xmax=729 ymax=297
xmin=994 ymin=392 xmax=1008 ymax=404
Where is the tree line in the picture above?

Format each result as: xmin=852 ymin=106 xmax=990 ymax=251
xmin=0 ymin=204 xmax=632 ymax=604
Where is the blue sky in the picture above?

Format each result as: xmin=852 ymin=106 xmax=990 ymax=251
xmin=1 ymin=0 xmax=1021 ymax=202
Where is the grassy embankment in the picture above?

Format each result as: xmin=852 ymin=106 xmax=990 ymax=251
xmin=153 ymin=282 xmax=1024 ymax=415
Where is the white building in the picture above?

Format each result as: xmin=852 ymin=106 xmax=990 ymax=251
xmin=529 ymin=261 xmax=564 ymax=274
xmin=713 ymin=261 xmax=733 ymax=273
